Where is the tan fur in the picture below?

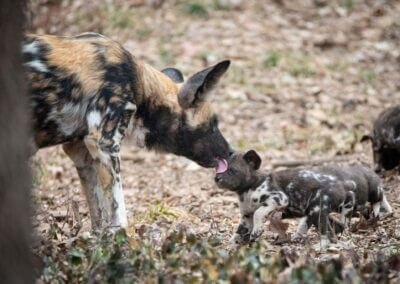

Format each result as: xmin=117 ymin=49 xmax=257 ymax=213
xmin=36 ymin=35 xmax=105 ymax=95
xmin=186 ymin=102 xmax=213 ymax=128
xmin=138 ymin=62 xmax=180 ymax=111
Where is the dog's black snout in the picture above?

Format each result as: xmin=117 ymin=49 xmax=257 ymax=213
xmin=215 ymin=175 xmax=222 ymax=183
xmin=228 ymin=148 xmax=235 ymax=157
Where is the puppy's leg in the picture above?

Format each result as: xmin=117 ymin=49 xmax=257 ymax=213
xmin=84 ymin=104 xmax=135 ymax=229
xmin=250 ymin=191 xmax=288 ymax=241
xmin=293 ymin=216 xmax=309 ymax=240
xmin=374 ymin=185 xmax=393 ymax=216
xmin=340 ymin=191 xmax=355 ymax=226
xmin=231 ymin=213 xmax=253 ymax=244
xmin=63 ymin=141 xmax=105 ymax=231
xmin=381 ymin=194 xmax=393 ymax=214
xmin=308 ymin=200 xmax=331 ymax=248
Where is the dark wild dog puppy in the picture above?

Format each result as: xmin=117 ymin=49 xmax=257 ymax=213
xmin=319 ymin=165 xmax=392 ymax=224
xmin=23 ymin=33 xmax=232 ymax=231
xmin=361 ymin=105 xmax=400 ymax=173
xmin=215 ymin=150 xmax=350 ymax=248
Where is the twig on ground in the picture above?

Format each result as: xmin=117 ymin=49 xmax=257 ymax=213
xmin=271 ymin=156 xmax=357 ymax=168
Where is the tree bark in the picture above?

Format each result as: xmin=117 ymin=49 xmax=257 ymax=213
xmin=0 ymin=0 xmax=33 ymax=282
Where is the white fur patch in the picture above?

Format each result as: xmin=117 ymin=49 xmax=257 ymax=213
xmin=87 ymin=111 xmax=102 ymax=129
xmin=125 ymin=102 xmax=137 ymax=111
xmin=22 ymin=41 xmax=39 ymax=54
xmin=25 ymin=59 xmax=49 ymax=73
xmin=294 ymin=217 xmax=308 ymax=238
xmin=58 ymin=103 xmax=85 ymax=136
xmin=113 ymin=125 xmax=123 ymax=146
xmin=112 ymin=177 xmax=128 ymax=227
xmin=312 ymin=206 xmax=320 ymax=213
xmin=299 ymin=170 xmax=336 ymax=182
xmin=381 ymin=194 xmax=393 ymax=213
xmin=372 ymin=202 xmax=381 ymax=218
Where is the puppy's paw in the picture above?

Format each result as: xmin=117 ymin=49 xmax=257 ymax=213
xmin=313 ymin=236 xmax=330 ymax=251
xmin=230 ymin=233 xmax=250 ymax=245
xmin=250 ymin=229 xmax=263 ymax=242
xmin=292 ymin=233 xmax=304 ymax=243
xmin=230 ymin=234 xmax=242 ymax=245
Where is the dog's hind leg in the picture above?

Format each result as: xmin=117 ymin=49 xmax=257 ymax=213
xmin=84 ymin=103 xmax=135 ymax=229
xmin=63 ymin=141 xmax=106 ymax=231
xmin=381 ymin=194 xmax=393 ymax=214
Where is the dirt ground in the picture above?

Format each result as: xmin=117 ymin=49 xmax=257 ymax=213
xmin=29 ymin=0 xmax=400 ymax=281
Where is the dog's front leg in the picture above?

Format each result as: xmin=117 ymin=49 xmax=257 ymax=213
xmin=250 ymin=191 xmax=288 ymax=241
xmin=84 ymin=130 xmax=127 ymax=229
xmin=63 ymin=141 xmax=105 ymax=231
xmin=84 ymin=105 xmax=135 ymax=230
xmin=231 ymin=213 xmax=253 ymax=244
xmin=250 ymin=204 xmax=277 ymax=242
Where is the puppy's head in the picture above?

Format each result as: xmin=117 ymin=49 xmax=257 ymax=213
xmin=214 ymin=150 xmax=261 ymax=192
xmin=361 ymin=132 xmax=400 ymax=173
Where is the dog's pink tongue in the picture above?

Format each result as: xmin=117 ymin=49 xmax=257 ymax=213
xmin=215 ymin=158 xmax=228 ymax=173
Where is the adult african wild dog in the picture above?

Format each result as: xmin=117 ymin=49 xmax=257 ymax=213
xmin=23 ymin=33 xmax=232 ymax=231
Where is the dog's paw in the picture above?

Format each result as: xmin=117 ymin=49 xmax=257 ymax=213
xmin=250 ymin=229 xmax=263 ymax=242
xmin=292 ymin=234 xmax=304 ymax=243
xmin=230 ymin=233 xmax=251 ymax=245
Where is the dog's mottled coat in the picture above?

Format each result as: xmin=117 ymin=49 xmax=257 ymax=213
xmin=215 ymin=150 xmax=392 ymax=247
xmin=24 ymin=33 xmax=232 ymax=231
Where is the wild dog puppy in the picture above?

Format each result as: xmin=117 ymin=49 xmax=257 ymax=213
xmin=23 ymin=33 xmax=232 ymax=231
xmin=361 ymin=105 xmax=400 ymax=173
xmin=215 ymin=150 xmax=350 ymax=247
xmin=319 ymin=165 xmax=393 ymax=224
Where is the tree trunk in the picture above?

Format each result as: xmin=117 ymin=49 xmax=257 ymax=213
xmin=0 ymin=0 xmax=33 ymax=282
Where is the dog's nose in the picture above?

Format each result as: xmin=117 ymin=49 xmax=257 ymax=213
xmin=228 ymin=148 xmax=235 ymax=157
xmin=215 ymin=175 xmax=222 ymax=183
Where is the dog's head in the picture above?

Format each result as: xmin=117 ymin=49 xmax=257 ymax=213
xmin=161 ymin=60 xmax=232 ymax=168
xmin=361 ymin=130 xmax=400 ymax=173
xmin=361 ymin=106 xmax=400 ymax=173
xmin=214 ymin=150 xmax=262 ymax=192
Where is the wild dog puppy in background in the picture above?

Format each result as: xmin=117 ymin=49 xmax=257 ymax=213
xmin=215 ymin=150 xmax=351 ymax=248
xmin=361 ymin=105 xmax=400 ymax=173
xmin=24 ymin=33 xmax=233 ymax=232
xmin=318 ymin=165 xmax=393 ymax=225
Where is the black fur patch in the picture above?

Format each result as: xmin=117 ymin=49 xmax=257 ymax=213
xmin=237 ymin=224 xmax=249 ymax=235
xmin=260 ymin=194 xmax=269 ymax=203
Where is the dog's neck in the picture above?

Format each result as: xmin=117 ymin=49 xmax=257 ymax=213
xmin=235 ymin=172 xmax=269 ymax=195
xmin=127 ymin=62 xmax=181 ymax=152
xmin=136 ymin=62 xmax=181 ymax=110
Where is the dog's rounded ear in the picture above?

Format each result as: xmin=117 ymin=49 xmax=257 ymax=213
xmin=161 ymin=67 xmax=184 ymax=83
xmin=360 ymin=134 xmax=372 ymax=143
xmin=243 ymin=150 xmax=261 ymax=170
xmin=178 ymin=60 xmax=230 ymax=109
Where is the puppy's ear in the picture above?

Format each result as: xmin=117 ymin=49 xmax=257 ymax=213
xmin=360 ymin=134 xmax=372 ymax=143
xmin=243 ymin=150 xmax=261 ymax=170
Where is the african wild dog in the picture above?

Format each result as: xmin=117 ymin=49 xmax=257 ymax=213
xmin=361 ymin=105 xmax=400 ymax=173
xmin=23 ymin=33 xmax=232 ymax=231
xmin=215 ymin=151 xmax=393 ymax=249
xmin=215 ymin=150 xmax=351 ymax=248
